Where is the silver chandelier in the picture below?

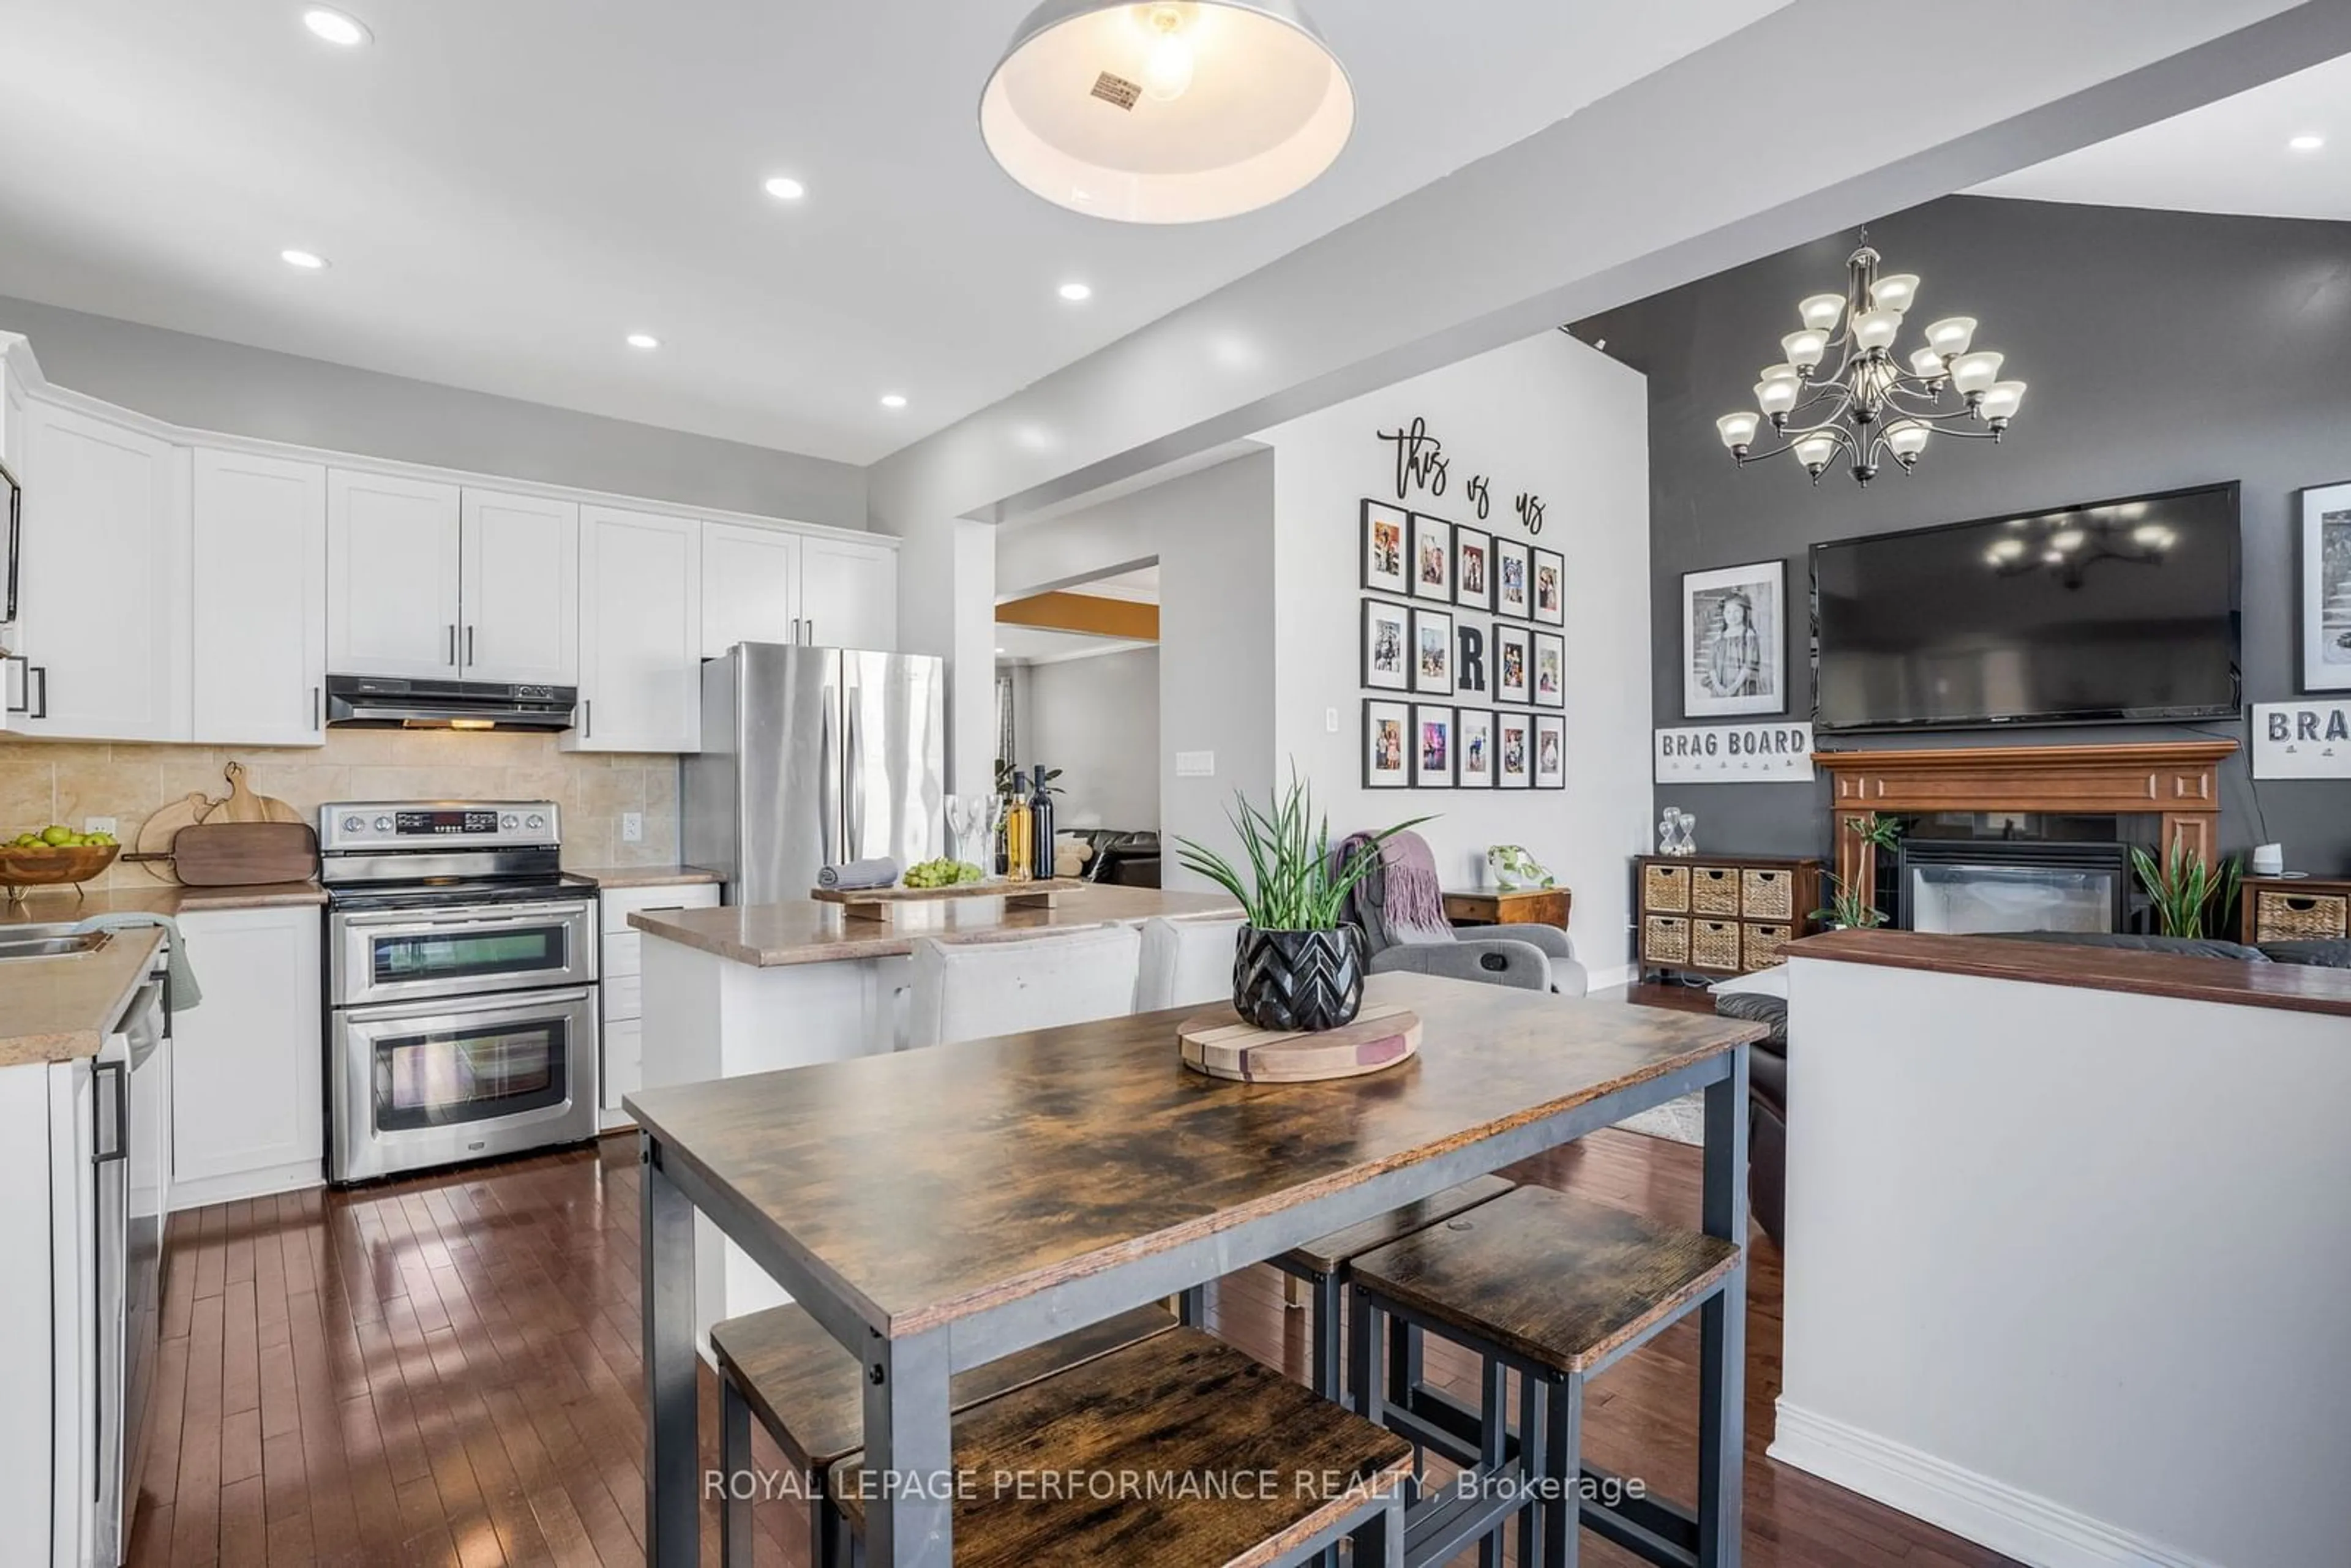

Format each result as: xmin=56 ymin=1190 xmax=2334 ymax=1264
xmin=1715 ymin=241 xmax=2027 ymax=485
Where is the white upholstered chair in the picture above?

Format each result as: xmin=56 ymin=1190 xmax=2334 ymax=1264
xmin=1133 ymin=914 xmax=1248 ymax=1012
xmin=904 ymin=923 xmax=1144 ymax=1050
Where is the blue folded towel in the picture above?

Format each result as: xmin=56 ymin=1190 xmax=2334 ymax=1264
xmin=72 ymin=912 xmax=203 ymax=1010
xmin=818 ymin=857 xmax=899 ymax=892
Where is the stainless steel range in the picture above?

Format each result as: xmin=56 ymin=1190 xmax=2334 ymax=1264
xmin=320 ymin=800 xmax=598 ymax=1184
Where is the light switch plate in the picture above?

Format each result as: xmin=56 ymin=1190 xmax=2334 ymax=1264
xmin=1325 ymin=708 xmax=1340 ymax=733
xmin=83 ymin=817 xmax=118 ymax=837
xmin=621 ymin=811 xmax=644 ymax=843
xmin=1175 ymin=751 xmax=1216 ymax=778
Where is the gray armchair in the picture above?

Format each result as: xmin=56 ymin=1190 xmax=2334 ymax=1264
xmin=1341 ymin=831 xmax=1589 ymax=996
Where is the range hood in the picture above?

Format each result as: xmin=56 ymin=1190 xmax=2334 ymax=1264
xmin=326 ymin=674 xmax=576 ymax=731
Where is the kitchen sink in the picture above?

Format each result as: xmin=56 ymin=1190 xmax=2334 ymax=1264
xmin=0 ymin=928 xmax=113 ymax=961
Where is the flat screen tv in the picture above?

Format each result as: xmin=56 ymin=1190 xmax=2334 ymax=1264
xmin=1811 ymin=482 xmax=2241 ymax=732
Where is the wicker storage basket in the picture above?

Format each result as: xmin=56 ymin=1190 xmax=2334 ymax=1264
xmin=1692 ymin=918 xmax=1741 ymax=970
xmin=1643 ymin=863 xmax=1689 ymax=913
xmin=1643 ymin=915 xmax=1690 ymax=965
xmin=1690 ymin=868 xmax=1740 ymax=916
xmin=1741 ymin=868 xmax=1793 ymax=921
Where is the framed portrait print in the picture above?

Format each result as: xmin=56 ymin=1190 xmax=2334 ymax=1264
xmin=1534 ymin=713 xmax=1566 ymax=790
xmin=1494 ymin=538 xmax=1532 ymax=621
xmin=1494 ymin=621 xmax=1531 ymax=706
xmin=1363 ymin=700 xmax=1411 ymax=789
xmin=1456 ymin=707 xmax=1494 ymax=789
xmin=1362 ymin=598 xmax=1410 ymax=692
xmin=1453 ymin=526 xmax=1494 ymax=613
xmin=1411 ymin=704 xmax=1455 ymax=788
xmin=1682 ymin=560 xmax=1786 ymax=719
xmin=1532 ymin=547 xmax=1565 ymax=627
xmin=1411 ymin=512 xmax=1455 ymax=602
xmin=1532 ymin=630 xmax=1565 ymax=710
xmin=1411 ymin=607 xmax=1455 ymax=696
xmin=2303 ymin=480 xmax=2351 ymax=692
xmin=1496 ymin=711 xmax=1532 ymax=789
xmin=1362 ymin=500 xmax=1409 ymax=597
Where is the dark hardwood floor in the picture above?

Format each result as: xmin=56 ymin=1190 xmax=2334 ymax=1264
xmin=132 ymin=987 xmax=2011 ymax=1567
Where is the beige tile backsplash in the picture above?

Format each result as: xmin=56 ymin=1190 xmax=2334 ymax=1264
xmin=0 ymin=730 xmax=680 ymax=887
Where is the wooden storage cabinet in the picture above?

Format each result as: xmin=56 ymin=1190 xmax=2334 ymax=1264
xmin=2241 ymin=877 xmax=2351 ymax=946
xmin=1635 ymin=853 xmax=1822 ymax=978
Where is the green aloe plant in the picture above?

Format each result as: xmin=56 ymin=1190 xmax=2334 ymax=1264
xmin=2132 ymin=841 xmax=2241 ymax=939
xmin=1176 ymin=771 xmax=1430 ymax=931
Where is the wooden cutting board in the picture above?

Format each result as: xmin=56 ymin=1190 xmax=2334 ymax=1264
xmin=1177 ymin=1003 xmax=1421 ymax=1084
xmin=168 ymin=821 xmax=319 ymax=887
xmin=211 ymin=760 xmax=303 ymax=824
xmin=132 ymin=792 xmax=219 ymax=885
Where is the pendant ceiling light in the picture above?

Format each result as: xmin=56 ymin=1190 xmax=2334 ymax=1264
xmin=980 ymin=1 xmax=1354 ymax=223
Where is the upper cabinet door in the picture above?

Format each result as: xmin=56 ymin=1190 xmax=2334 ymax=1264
xmin=460 ymin=487 xmax=578 ymax=686
xmin=192 ymin=449 xmax=327 ymax=745
xmin=700 ymin=522 xmax=801 ymax=658
xmin=327 ymin=469 xmax=462 ymax=680
xmin=568 ymin=505 xmax=700 ymax=754
xmin=798 ymin=535 xmax=898 ymax=651
xmin=18 ymin=402 xmax=190 ymax=741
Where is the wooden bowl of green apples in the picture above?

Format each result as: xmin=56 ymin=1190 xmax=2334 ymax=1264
xmin=1 ymin=825 xmax=121 ymax=900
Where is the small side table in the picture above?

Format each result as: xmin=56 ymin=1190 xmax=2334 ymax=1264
xmin=1442 ymin=886 xmax=1572 ymax=931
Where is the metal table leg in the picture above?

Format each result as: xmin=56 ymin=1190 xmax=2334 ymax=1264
xmin=863 ymin=1322 xmax=956 ymax=1567
xmin=1698 ymin=1045 xmax=1749 ymax=1567
xmin=719 ymin=1379 xmax=753 ymax=1568
xmin=640 ymin=1135 xmax=700 ymax=1566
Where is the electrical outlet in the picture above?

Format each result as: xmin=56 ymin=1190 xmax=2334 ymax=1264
xmin=83 ymin=817 xmax=118 ymax=837
xmin=621 ymin=811 xmax=644 ymax=844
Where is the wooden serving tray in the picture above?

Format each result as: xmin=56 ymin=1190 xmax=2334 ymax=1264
xmin=1178 ymin=1003 xmax=1421 ymax=1084
xmin=811 ymin=877 xmax=1091 ymax=922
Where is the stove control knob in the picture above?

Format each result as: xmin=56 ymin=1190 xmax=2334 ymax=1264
xmin=373 ymin=816 xmax=393 ymax=833
xmin=342 ymin=815 xmax=365 ymax=833
xmin=525 ymin=814 xmax=546 ymax=831
xmin=501 ymin=814 xmax=520 ymax=831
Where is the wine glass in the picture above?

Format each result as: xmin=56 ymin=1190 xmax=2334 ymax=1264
xmin=976 ymin=794 xmax=1006 ymax=880
xmin=945 ymin=794 xmax=976 ymax=869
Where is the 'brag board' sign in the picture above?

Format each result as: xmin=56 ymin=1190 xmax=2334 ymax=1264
xmin=2252 ymin=702 xmax=2351 ymax=779
xmin=1654 ymin=722 xmax=1816 ymax=783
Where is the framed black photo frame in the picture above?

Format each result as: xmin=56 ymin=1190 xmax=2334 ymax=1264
xmin=1534 ymin=713 xmax=1566 ymax=789
xmin=1362 ymin=597 xmax=1411 ymax=692
xmin=2301 ymin=479 xmax=2351 ymax=692
xmin=1494 ymin=621 xmax=1531 ymax=705
xmin=1411 ymin=704 xmax=1456 ymax=788
xmin=1411 ymin=606 xmax=1455 ymax=696
xmin=1495 ymin=710 xmax=1532 ymax=790
xmin=1363 ymin=699 xmax=1411 ymax=789
xmin=1455 ymin=707 xmax=1494 ymax=789
xmin=1453 ymin=525 xmax=1494 ymax=613
xmin=1362 ymin=500 xmax=1409 ymax=597
xmin=1532 ymin=630 xmax=1565 ymax=710
xmin=1494 ymin=537 xmax=1532 ymax=621
xmin=1410 ymin=512 xmax=1455 ymax=602
xmin=1532 ymin=547 xmax=1564 ymax=627
xmin=1682 ymin=559 xmax=1786 ymax=719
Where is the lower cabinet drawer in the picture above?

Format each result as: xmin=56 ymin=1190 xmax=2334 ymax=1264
xmin=2253 ymin=890 xmax=2349 ymax=942
xmin=601 ymin=930 xmax=643 ymax=980
xmin=1643 ymin=915 xmax=1690 ymax=966
xmin=602 ymin=972 xmax=643 ymax=1024
xmin=1691 ymin=918 xmax=1741 ymax=971
xmin=1742 ymin=923 xmax=1793 ymax=971
xmin=602 ymin=1016 xmax=642 ymax=1111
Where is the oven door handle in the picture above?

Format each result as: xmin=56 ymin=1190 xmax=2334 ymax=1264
xmin=336 ymin=902 xmax=593 ymax=932
xmin=339 ymin=986 xmax=596 ymax=1027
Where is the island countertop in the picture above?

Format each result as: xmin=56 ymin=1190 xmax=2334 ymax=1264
xmin=630 ymin=886 xmax=1242 ymax=966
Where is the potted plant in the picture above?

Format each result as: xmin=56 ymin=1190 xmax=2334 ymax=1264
xmin=1176 ymin=775 xmax=1427 ymax=1032
xmin=2132 ymin=841 xmax=2241 ymax=939
xmin=1811 ymin=872 xmax=1886 ymax=932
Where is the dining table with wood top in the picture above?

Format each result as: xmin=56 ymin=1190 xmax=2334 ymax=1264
xmin=624 ymin=969 xmax=1764 ymax=1567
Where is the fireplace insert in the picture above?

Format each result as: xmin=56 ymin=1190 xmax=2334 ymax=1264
xmin=1897 ymin=839 xmax=2134 ymax=935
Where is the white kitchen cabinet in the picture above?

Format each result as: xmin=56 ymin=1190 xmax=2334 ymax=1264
xmin=702 ymin=520 xmax=801 ymax=657
xmin=569 ymin=505 xmax=700 ymax=753
xmin=0 ymin=351 xmax=25 ymax=732
xmin=700 ymin=523 xmax=897 ymax=657
xmin=15 ymin=401 xmax=190 ymax=742
xmin=192 ymin=449 xmax=328 ymax=745
xmin=799 ymin=533 xmax=898 ymax=651
xmin=327 ymin=468 xmax=462 ymax=679
xmin=596 ymin=882 xmax=719 ymax=1122
xmin=460 ymin=487 xmax=578 ymax=685
xmin=169 ymin=906 xmax=323 ymax=1208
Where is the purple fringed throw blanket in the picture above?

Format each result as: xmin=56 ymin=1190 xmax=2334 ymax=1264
xmin=1340 ymin=830 xmax=1452 ymax=946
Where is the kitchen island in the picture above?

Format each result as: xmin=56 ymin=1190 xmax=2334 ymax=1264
xmin=629 ymin=884 xmax=1240 ymax=1332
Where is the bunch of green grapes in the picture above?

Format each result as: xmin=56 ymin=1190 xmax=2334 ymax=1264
xmin=903 ymin=858 xmax=986 ymax=888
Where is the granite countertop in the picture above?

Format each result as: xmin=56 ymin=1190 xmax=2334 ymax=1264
xmin=0 ymin=926 xmax=165 ymax=1067
xmin=631 ymin=887 xmax=1241 ymax=967
xmin=563 ymin=866 xmax=724 ymax=891
xmin=0 ymin=883 xmax=328 ymax=927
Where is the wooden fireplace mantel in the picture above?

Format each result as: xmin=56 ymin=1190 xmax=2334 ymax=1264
xmin=1810 ymin=740 xmax=2239 ymax=892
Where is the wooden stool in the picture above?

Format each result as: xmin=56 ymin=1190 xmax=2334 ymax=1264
xmin=711 ymin=1302 xmax=1177 ymax=1566
xmin=1346 ymin=1186 xmax=1741 ymax=1567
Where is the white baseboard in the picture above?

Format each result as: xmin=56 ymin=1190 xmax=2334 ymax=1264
xmin=168 ymin=1160 xmax=323 ymax=1214
xmin=1583 ymin=962 xmax=1637 ymax=992
xmin=1769 ymin=1401 xmax=2223 ymax=1568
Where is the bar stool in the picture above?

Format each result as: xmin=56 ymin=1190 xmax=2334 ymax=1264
xmin=1345 ymin=1186 xmax=1741 ymax=1567
xmin=1133 ymin=912 xmax=1248 ymax=1011
xmin=904 ymin=922 xmax=1142 ymax=1050
xmin=713 ymin=1311 xmax=1412 ymax=1567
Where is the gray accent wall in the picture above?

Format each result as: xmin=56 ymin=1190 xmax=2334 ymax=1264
xmin=1022 ymin=648 xmax=1163 ymax=833
xmin=1576 ymin=195 xmax=2351 ymax=876
xmin=0 ymin=293 xmax=866 ymax=528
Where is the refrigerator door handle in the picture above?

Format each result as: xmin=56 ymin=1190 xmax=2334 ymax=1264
xmin=818 ymin=689 xmax=838 ymax=868
xmin=846 ymin=702 xmax=864 ymax=856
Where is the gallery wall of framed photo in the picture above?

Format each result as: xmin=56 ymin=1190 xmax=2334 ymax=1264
xmin=1360 ymin=497 xmax=1565 ymax=793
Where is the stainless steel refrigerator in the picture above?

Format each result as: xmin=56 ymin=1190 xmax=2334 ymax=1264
xmin=683 ymin=643 xmax=945 ymax=906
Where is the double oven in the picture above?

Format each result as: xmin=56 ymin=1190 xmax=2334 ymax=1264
xmin=322 ymin=801 xmax=600 ymax=1184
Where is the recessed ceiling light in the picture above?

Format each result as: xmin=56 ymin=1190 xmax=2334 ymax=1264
xmin=626 ymin=332 xmax=661 ymax=350
xmin=301 ymin=7 xmax=371 ymax=46
xmin=1057 ymin=281 xmax=1093 ymax=302
xmin=280 ymin=248 xmax=328 ymax=269
xmin=2289 ymin=133 xmax=2326 ymax=152
xmin=879 ymin=393 xmax=908 ymax=410
xmin=763 ymin=176 xmax=807 ymax=201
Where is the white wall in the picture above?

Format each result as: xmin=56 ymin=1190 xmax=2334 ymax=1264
xmin=1022 ymin=648 xmax=1161 ymax=831
xmin=1776 ymin=956 xmax=2351 ymax=1567
xmin=1254 ymin=331 xmax=1651 ymax=981
xmin=996 ymin=451 xmax=1278 ymax=887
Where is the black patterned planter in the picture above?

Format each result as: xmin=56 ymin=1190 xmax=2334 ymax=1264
xmin=1232 ymin=925 xmax=1367 ymax=1032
